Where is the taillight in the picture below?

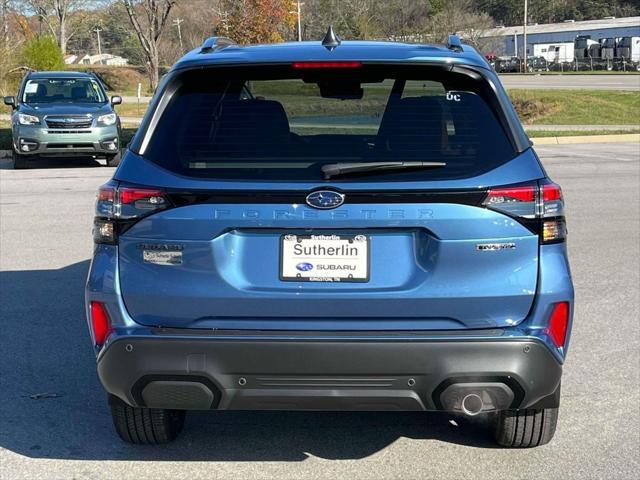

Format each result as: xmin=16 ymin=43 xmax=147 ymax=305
xmin=90 ymin=301 xmax=112 ymax=346
xmin=483 ymin=185 xmax=536 ymax=219
xmin=93 ymin=183 xmax=169 ymax=244
xmin=482 ymin=181 xmax=566 ymax=244
xmin=546 ymin=302 xmax=569 ymax=348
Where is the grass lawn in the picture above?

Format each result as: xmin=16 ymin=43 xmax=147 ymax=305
xmin=115 ymin=102 xmax=150 ymax=118
xmin=527 ymin=129 xmax=640 ymax=138
xmin=508 ymin=89 xmax=640 ymax=125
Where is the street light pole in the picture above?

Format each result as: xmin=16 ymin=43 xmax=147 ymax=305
xmin=94 ymin=27 xmax=103 ymax=64
xmin=290 ymin=1 xmax=303 ymax=42
xmin=173 ymin=18 xmax=184 ymax=52
xmin=523 ymin=0 xmax=528 ymax=73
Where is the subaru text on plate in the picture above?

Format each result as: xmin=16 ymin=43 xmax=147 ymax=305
xmin=86 ymin=29 xmax=574 ymax=447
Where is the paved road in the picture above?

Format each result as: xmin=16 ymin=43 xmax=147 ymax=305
xmin=0 ymin=143 xmax=638 ymax=479
xmin=499 ymin=73 xmax=640 ymax=90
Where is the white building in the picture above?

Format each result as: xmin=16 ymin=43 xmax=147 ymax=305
xmin=76 ymin=54 xmax=129 ymax=66
xmin=483 ymin=16 xmax=640 ymax=58
xmin=63 ymin=54 xmax=78 ymax=65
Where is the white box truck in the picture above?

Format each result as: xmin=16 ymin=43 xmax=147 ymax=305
xmin=533 ymin=42 xmax=574 ymax=63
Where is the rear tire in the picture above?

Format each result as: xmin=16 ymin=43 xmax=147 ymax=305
xmin=109 ymin=396 xmax=185 ymax=444
xmin=12 ymin=150 xmax=29 ymax=169
xmin=493 ymin=407 xmax=559 ymax=448
xmin=105 ymin=150 xmax=122 ymax=167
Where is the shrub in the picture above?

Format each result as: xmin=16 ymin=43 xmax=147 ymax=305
xmin=22 ymin=36 xmax=64 ymax=71
xmin=511 ymin=97 xmax=555 ymax=123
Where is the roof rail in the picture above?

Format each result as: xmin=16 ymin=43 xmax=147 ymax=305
xmin=200 ymin=36 xmax=236 ymax=53
xmin=446 ymin=34 xmax=463 ymax=53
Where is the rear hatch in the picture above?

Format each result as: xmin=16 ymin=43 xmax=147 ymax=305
xmin=111 ymin=63 xmax=545 ymax=331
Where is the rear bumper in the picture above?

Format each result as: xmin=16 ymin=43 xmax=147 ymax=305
xmin=97 ymin=331 xmax=562 ymax=413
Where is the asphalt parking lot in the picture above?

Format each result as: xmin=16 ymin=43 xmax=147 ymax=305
xmin=0 ymin=142 xmax=638 ymax=480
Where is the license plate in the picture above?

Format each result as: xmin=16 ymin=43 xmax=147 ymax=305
xmin=280 ymin=234 xmax=370 ymax=282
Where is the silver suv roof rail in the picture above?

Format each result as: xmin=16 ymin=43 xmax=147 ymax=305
xmin=446 ymin=34 xmax=463 ymax=53
xmin=200 ymin=36 xmax=236 ymax=53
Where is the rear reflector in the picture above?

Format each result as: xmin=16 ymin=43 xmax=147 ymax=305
xmin=292 ymin=61 xmax=362 ymax=69
xmin=547 ymin=302 xmax=569 ymax=348
xmin=90 ymin=301 xmax=111 ymax=346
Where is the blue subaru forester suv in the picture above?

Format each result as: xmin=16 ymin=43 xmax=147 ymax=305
xmin=86 ymin=31 xmax=573 ymax=447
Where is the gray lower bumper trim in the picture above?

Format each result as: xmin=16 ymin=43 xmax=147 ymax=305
xmin=97 ymin=336 xmax=562 ymax=412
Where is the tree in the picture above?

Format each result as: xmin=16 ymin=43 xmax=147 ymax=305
xmin=426 ymin=0 xmax=494 ymax=46
xmin=22 ymin=0 xmax=89 ymax=54
xmin=1 ymin=0 xmax=9 ymax=44
xmin=22 ymin=34 xmax=64 ymax=70
xmin=121 ymin=0 xmax=176 ymax=91
xmin=1 ymin=0 xmax=17 ymax=96
xmin=472 ymin=0 xmax=639 ymax=26
xmin=222 ymin=0 xmax=295 ymax=44
xmin=335 ymin=0 xmax=381 ymax=39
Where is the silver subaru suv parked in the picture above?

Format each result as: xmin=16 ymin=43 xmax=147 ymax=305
xmin=3 ymin=70 xmax=122 ymax=169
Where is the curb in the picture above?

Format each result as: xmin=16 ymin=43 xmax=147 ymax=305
xmin=532 ymin=133 xmax=640 ymax=145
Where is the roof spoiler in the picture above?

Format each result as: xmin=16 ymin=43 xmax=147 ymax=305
xmin=200 ymin=36 xmax=236 ymax=53
xmin=446 ymin=34 xmax=463 ymax=53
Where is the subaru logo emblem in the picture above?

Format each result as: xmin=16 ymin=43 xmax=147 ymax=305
xmin=305 ymin=190 xmax=345 ymax=209
xmin=296 ymin=262 xmax=314 ymax=272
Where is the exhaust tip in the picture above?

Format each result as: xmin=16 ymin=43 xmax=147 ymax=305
xmin=461 ymin=393 xmax=484 ymax=416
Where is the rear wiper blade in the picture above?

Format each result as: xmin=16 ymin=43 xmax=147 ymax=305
xmin=321 ymin=161 xmax=446 ymax=179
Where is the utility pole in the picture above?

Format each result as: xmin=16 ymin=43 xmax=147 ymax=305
xmin=94 ymin=27 xmax=103 ymax=64
xmin=173 ymin=17 xmax=184 ymax=52
xmin=290 ymin=1 xmax=303 ymax=42
xmin=522 ymin=0 xmax=528 ymax=73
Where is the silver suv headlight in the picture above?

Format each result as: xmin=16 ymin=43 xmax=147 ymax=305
xmin=18 ymin=113 xmax=40 ymax=125
xmin=97 ymin=113 xmax=117 ymax=126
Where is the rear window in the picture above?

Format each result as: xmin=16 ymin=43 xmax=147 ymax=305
xmin=142 ymin=65 xmax=516 ymax=181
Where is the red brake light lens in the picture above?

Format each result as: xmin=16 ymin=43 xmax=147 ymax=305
xmin=542 ymin=183 xmax=562 ymax=202
xmin=292 ymin=61 xmax=362 ymax=69
xmin=90 ymin=301 xmax=112 ymax=346
xmin=483 ymin=185 xmax=537 ymax=219
xmin=119 ymin=187 xmax=165 ymax=205
xmin=98 ymin=186 xmax=115 ymax=202
xmin=485 ymin=186 xmax=535 ymax=203
xmin=547 ymin=302 xmax=569 ymax=348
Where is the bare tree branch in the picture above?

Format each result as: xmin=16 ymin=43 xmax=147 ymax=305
xmin=21 ymin=0 xmax=89 ymax=54
xmin=121 ymin=0 xmax=176 ymax=90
